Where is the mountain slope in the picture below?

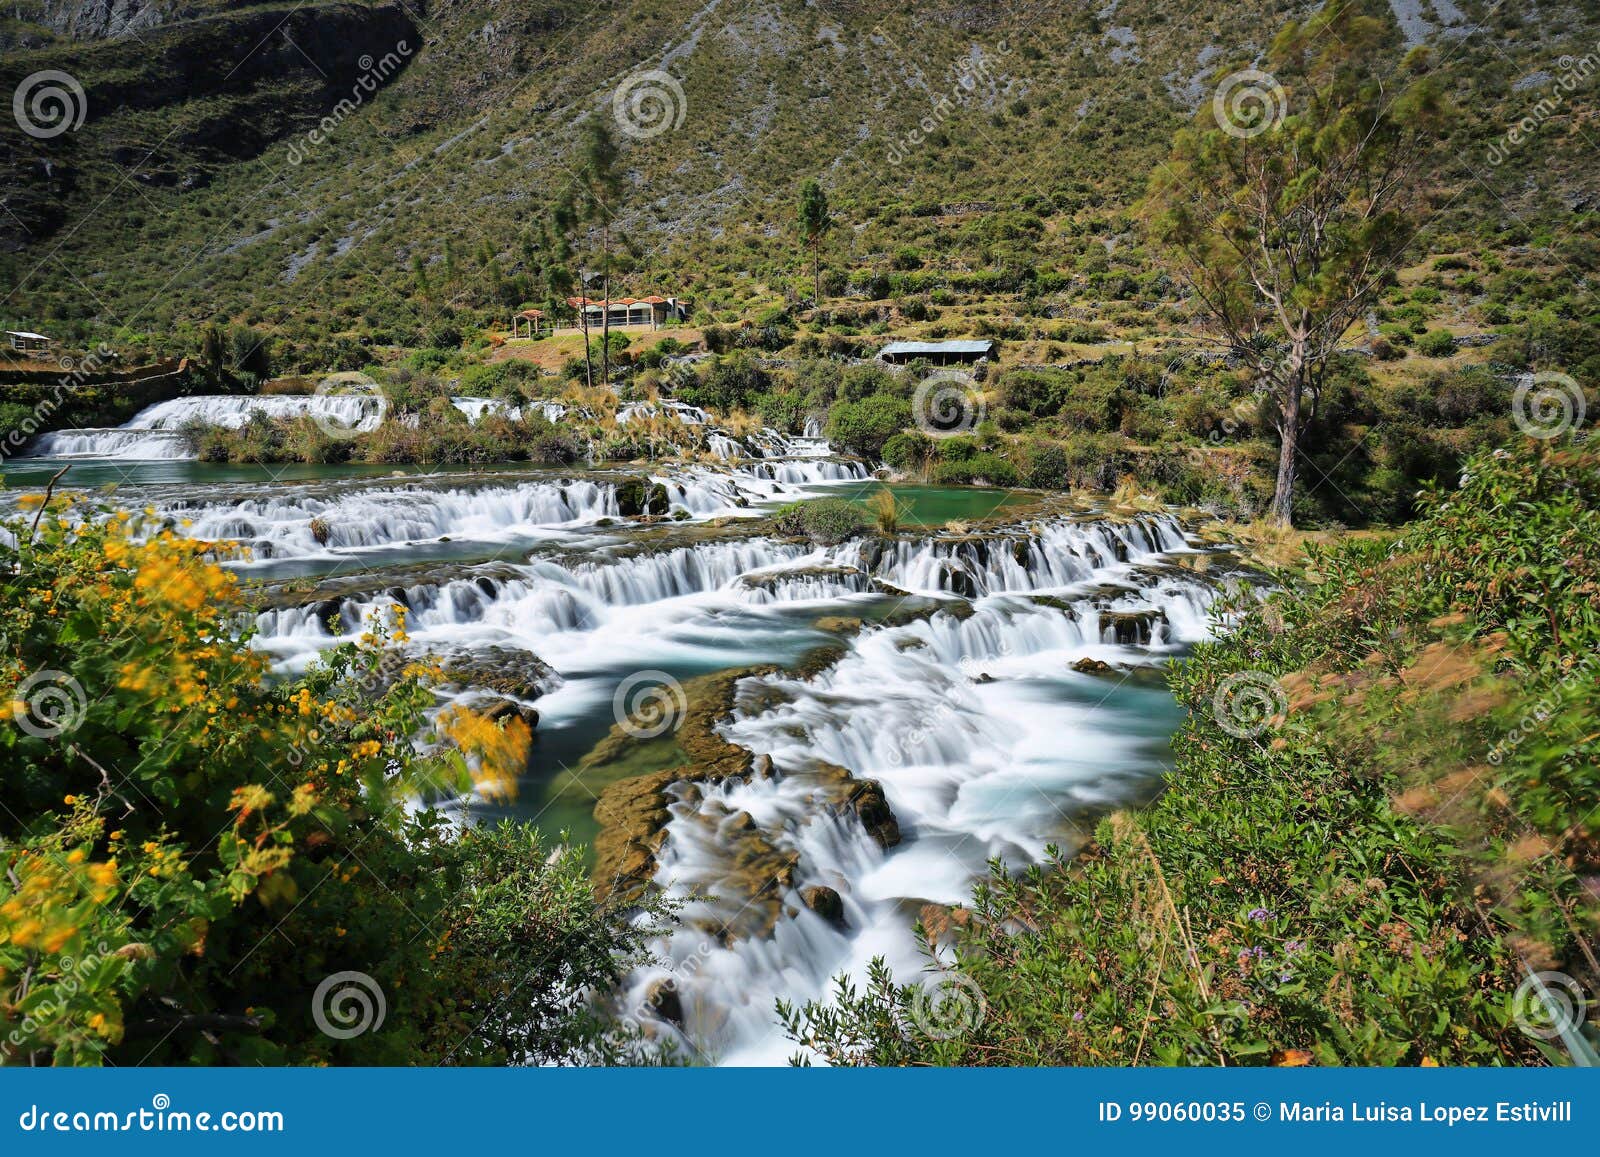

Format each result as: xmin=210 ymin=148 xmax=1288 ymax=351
xmin=1 ymin=0 xmax=1596 ymax=356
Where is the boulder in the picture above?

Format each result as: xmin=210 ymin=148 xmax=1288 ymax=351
xmin=1071 ymin=657 xmax=1113 ymax=675
xmin=814 ymin=615 xmax=863 ymax=634
xmin=644 ymin=978 xmax=682 ymax=1026
xmin=849 ymin=779 xmax=901 ymax=849
xmin=801 ymin=885 xmax=845 ymax=928
xmin=482 ymin=698 xmax=539 ymax=731
xmin=441 ymin=646 xmax=556 ymax=701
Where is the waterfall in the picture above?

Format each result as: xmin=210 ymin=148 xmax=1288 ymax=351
xmin=144 ymin=478 xmax=620 ymax=561
xmin=129 ymin=395 xmax=386 ymax=431
xmin=246 ymin=503 xmax=1242 ymax=1064
xmin=19 ymin=394 xmax=388 ymax=460
xmin=22 ymin=428 xmax=192 ymax=460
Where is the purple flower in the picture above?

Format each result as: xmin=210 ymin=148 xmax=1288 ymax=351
xmin=1285 ymin=940 xmax=1304 ymax=954
xmin=1073 ymin=1011 xmax=1085 ymax=1022
xmin=1247 ymin=907 xmax=1273 ymax=922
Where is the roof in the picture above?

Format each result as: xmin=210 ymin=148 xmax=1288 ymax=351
xmin=566 ymin=295 xmax=677 ymax=308
xmin=6 ymin=330 xmax=51 ymax=341
xmin=517 ymin=308 xmax=545 ymax=318
xmin=878 ymin=339 xmax=994 ymax=357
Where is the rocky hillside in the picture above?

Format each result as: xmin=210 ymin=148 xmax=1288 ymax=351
xmin=1 ymin=0 xmax=1596 ymax=348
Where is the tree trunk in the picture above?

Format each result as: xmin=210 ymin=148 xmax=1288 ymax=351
xmin=812 ymin=240 xmax=822 ymax=309
xmin=600 ymin=222 xmax=611 ymax=387
xmin=1269 ymin=371 xmax=1302 ymax=527
xmin=580 ymin=302 xmax=593 ymax=390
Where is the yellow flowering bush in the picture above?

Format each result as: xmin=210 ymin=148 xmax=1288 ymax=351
xmin=0 ymin=494 xmax=651 ymax=1066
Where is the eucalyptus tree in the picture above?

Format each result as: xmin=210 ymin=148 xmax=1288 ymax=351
xmin=1146 ymin=5 xmax=1440 ymax=525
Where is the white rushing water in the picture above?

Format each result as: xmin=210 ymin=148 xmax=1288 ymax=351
xmin=247 ymin=506 xmax=1240 ymax=1064
xmin=20 ymin=391 xmax=827 ymax=470
xmin=117 ymin=454 xmax=867 ymax=566
xmin=22 ymin=394 xmax=389 ymax=459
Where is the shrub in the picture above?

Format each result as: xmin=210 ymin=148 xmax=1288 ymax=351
xmin=771 ymin=497 xmax=869 ymax=545
xmin=0 ymin=504 xmax=666 ymax=1065
xmin=932 ymin=451 xmax=1019 ymax=487
xmin=881 ymin=431 xmax=933 ymax=473
xmin=825 ymin=395 xmax=911 ymax=458
xmin=1416 ymin=329 xmax=1457 ymax=357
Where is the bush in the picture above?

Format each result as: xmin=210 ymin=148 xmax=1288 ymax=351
xmin=677 ymin=353 xmax=770 ymax=414
xmin=1416 ymin=329 xmax=1457 ymax=357
xmin=0 ymin=505 xmax=665 ymax=1065
xmin=881 ymin=431 xmax=932 ymax=473
xmin=771 ymin=497 xmax=869 ymax=545
xmin=932 ymin=451 xmax=1019 ymax=487
xmin=824 ymin=394 xmax=911 ymax=458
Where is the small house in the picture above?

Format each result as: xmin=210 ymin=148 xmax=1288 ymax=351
xmin=510 ymin=309 xmax=546 ymax=338
xmin=566 ymin=295 xmax=689 ymax=330
xmin=877 ymin=339 xmax=994 ymax=366
xmin=6 ymin=330 xmax=53 ymax=354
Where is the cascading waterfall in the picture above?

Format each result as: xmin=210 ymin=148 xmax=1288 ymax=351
xmin=113 ymin=453 xmax=867 ymax=567
xmin=144 ymin=478 xmax=621 ymax=560
xmin=223 ymin=487 xmax=1238 ymax=1066
xmin=22 ymin=394 xmax=387 ymax=460
xmin=19 ymin=389 xmax=846 ymax=475
xmin=22 ymin=428 xmax=193 ymax=460
xmin=603 ymin=515 xmax=1235 ymax=1065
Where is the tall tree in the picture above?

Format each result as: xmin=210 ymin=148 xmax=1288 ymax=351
xmin=582 ymin=119 xmax=624 ymax=387
xmin=548 ymin=195 xmax=592 ymax=388
xmin=1145 ymin=5 xmax=1440 ymax=526
xmin=797 ymin=180 xmax=831 ymax=308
